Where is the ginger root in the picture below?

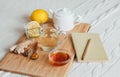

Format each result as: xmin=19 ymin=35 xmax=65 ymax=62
xmin=10 ymin=39 xmax=35 ymax=54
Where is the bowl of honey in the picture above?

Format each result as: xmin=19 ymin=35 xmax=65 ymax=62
xmin=49 ymin=49 xmax=71 ymax=66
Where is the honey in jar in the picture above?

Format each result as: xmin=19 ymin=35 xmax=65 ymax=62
xmin=49 ymin=49 xmax=70 ymax=66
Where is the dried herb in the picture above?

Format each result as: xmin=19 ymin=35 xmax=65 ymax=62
xmin=23 ymin=49 xmax=30 ymax=57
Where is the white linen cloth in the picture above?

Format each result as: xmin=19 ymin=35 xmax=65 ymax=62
xmin=0 ymin=0 xmax=120 ymax=77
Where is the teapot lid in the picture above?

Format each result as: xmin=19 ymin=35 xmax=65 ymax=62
xmin=55 ymin=8 xmax=73 ymax=16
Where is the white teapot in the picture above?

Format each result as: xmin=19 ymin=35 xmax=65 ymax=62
xmin=49 ymin=8 xmax=82 ymax=31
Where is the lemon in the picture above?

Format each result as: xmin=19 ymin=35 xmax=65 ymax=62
xmin=30 ymin=9 xmax=49 ymax=24
xmin=26 ymin=21 xmax=40 ymax=38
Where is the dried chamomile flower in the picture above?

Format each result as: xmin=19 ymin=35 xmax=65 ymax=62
xmin=42 ymin=33 xmax=48 ymax=37
xmin=50 ymin=33 xmax=58 ymax=38
xmin=50 ymin=28 xmax=57 ymax=32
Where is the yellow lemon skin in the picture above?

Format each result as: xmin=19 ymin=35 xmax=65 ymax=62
xmin=30 ymin=9 xmax=49 ymax=24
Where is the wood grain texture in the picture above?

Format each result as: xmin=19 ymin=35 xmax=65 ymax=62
xmin=0 ymin=23 xmax=90 ymax=77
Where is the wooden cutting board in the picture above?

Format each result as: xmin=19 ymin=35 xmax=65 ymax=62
xmin=0 ymin=23 xmax=90 ymax=77
xmin=71 ymin=33 xmax=108 ymax=62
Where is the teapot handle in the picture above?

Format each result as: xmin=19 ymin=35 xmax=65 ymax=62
xmin=74 ymin=15 xmax=83 ymax=26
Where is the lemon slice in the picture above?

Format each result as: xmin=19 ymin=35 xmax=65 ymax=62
xmin=26 ymin=21 xmax=40 ymax=29
xmin=26 ymin=21 xmax=40 ymax=38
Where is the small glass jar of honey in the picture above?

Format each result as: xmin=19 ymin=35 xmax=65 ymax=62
xmin=49 ymin=49 xmax=71 ymax=66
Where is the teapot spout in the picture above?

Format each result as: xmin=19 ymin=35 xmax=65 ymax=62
xmin=49 ymin=9 xmax=54 ymax=18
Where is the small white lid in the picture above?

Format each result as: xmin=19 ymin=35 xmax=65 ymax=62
xmin=55 ymin=8 xmax=73 ymax=16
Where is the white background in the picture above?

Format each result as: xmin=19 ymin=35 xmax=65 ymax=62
xmin=0 ymin=0 xmax=120 ymax=77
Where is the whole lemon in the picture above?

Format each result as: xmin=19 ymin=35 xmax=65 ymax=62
xmin=30 ymin=9 xmax=49 ymax=24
